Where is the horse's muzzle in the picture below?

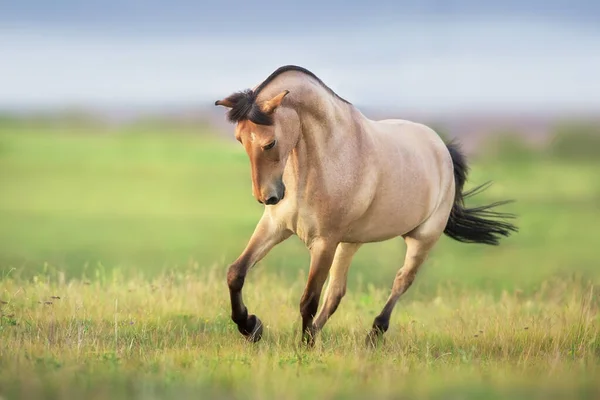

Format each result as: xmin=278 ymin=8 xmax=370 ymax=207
xmin=263 ymin=183 xmax=285 ymax=206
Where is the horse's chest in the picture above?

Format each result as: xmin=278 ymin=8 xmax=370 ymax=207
xmin=278 ymin=205 xmax=322 ymax=245
xmin=290 ymin=212 xmax=319 ymax=244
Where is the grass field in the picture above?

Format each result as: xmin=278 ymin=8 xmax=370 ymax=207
xmin=1 ymin=123 xmax=599 ymax=399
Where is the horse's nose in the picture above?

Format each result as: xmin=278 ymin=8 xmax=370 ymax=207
xmin=265 ymin=195 xmax=280 ymax=205
xmin=262 ymin=183 xmax=285 ymax=206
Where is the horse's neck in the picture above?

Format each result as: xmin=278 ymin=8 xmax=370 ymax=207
xmin=287 ymin=100 xmax=361 ymax=191
xmin=262 ymin=73 xmax=363 ymax=189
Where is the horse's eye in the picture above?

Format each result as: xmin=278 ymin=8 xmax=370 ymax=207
xmin=263 ymin=140 xmax=276 ymax=150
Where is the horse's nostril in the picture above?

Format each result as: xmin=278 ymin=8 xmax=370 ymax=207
xmin=265 ymin=196 xmax=280 ymax=205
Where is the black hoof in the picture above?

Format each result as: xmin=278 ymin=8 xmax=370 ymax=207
xmin=302 ymin=332 xmax=316 ymax=348
xmin=237 ymin=314 xmax=263 ymax=343
xmin=301 ymin=325 xmax=317 ymax=348
xmin=246 ymin=315 xmax=263 ymax=343
xmin=365 ymin=329 xmax=385 ymax=348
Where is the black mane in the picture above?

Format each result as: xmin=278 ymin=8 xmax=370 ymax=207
xmin=216 ymin=65 xmax=351 ymax=126
xmin=218 ymin=89 xmax=274 ymax=125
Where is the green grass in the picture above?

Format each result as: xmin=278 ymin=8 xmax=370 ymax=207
xmin=0 ymin=125 xmax=599 ymax=399
xmin=1 ymin=268 xmax=598 ymax=399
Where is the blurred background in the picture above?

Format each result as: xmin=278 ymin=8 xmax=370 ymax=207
xmin=1 ymin=0 xmax=599 ymax=295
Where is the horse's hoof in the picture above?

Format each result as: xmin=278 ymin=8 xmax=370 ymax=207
xmin=244 ymin=314 xmax=263 ymax=343
xmin=301 ymin=325 xmax=317 ymax=348
xmin=365 ymin=330 xmax=384 ymax=348
xmin=302 ymin=333 xmax=316 ymax=348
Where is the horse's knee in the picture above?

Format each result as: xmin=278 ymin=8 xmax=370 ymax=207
xmin=333 ymin=290 xmax=345 ymax=305
xmin=227 ymin=263 xmax=246 ymax=292
xmin=299 ymin=292 xmax=319 ymax=320
xmin=328 ymin=288 xmax=346 ymax=313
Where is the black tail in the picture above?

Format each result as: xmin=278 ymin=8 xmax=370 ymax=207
xmin=444 ymin=141 xmax=518 ymax=245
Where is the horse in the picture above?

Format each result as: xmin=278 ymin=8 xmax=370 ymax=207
xmin=214 ymin=65 xmax=517 ymax=347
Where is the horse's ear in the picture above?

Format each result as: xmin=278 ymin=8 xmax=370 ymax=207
xmin=260 ymin=90 xmax=290 ymax=114
xmin=214 ymin=98 xmax=234 ymax=108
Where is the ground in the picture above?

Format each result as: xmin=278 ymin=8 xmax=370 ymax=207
xmin=0 ymin=125 xmax=598 ymax=399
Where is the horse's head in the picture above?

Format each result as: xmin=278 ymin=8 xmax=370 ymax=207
xmin=215 ymin=89 xmax=298 ymax=205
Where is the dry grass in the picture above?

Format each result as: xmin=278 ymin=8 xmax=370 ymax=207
xmin=1 ymin=267 xmax=598 ymax=400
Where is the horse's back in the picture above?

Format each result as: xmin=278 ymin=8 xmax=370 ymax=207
xmin=371 ymin=117 xmax=450 ymax=167
xmin=370 ymin=117 xmax=453 ymax=197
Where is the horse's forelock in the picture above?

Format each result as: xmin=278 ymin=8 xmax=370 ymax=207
xmin=224 ymin=89 xmax=274 ymax=126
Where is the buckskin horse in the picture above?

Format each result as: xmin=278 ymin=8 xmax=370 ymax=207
xmin=214 ymin=65 xmax=517 ymax=347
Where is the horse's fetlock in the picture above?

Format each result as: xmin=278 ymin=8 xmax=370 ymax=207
xmin=231 ymin=306 xmax=248 ymax=325
xmin=373 ymin=315 xmax=389 ymax=333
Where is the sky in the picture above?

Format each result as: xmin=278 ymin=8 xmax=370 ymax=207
xmin=1 ymin=0 xmax=600 ymax=114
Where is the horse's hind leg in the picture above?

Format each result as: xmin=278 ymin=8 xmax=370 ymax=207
xmin=365 ymin=235 xmax=434 ymax=346
xmin=366 ymin=197 xmax=452 ymax=347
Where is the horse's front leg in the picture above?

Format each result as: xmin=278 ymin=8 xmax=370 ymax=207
xmin=312 ymin=242 xmax=362 ymax=333
xmin=227 ymin=214 xmax=290 ymax=342
xmin=299 ymin=238 xmax=339 ymax=346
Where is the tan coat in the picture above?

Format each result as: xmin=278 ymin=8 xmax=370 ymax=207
xmin=215 ymin=66 xmax=516 ymax=346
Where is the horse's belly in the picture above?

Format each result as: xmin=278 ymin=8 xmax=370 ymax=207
xmin=342 ymin=196 xmax=431 ymax=243
xmin=341 ymin=224 xmax=407 ymax=243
